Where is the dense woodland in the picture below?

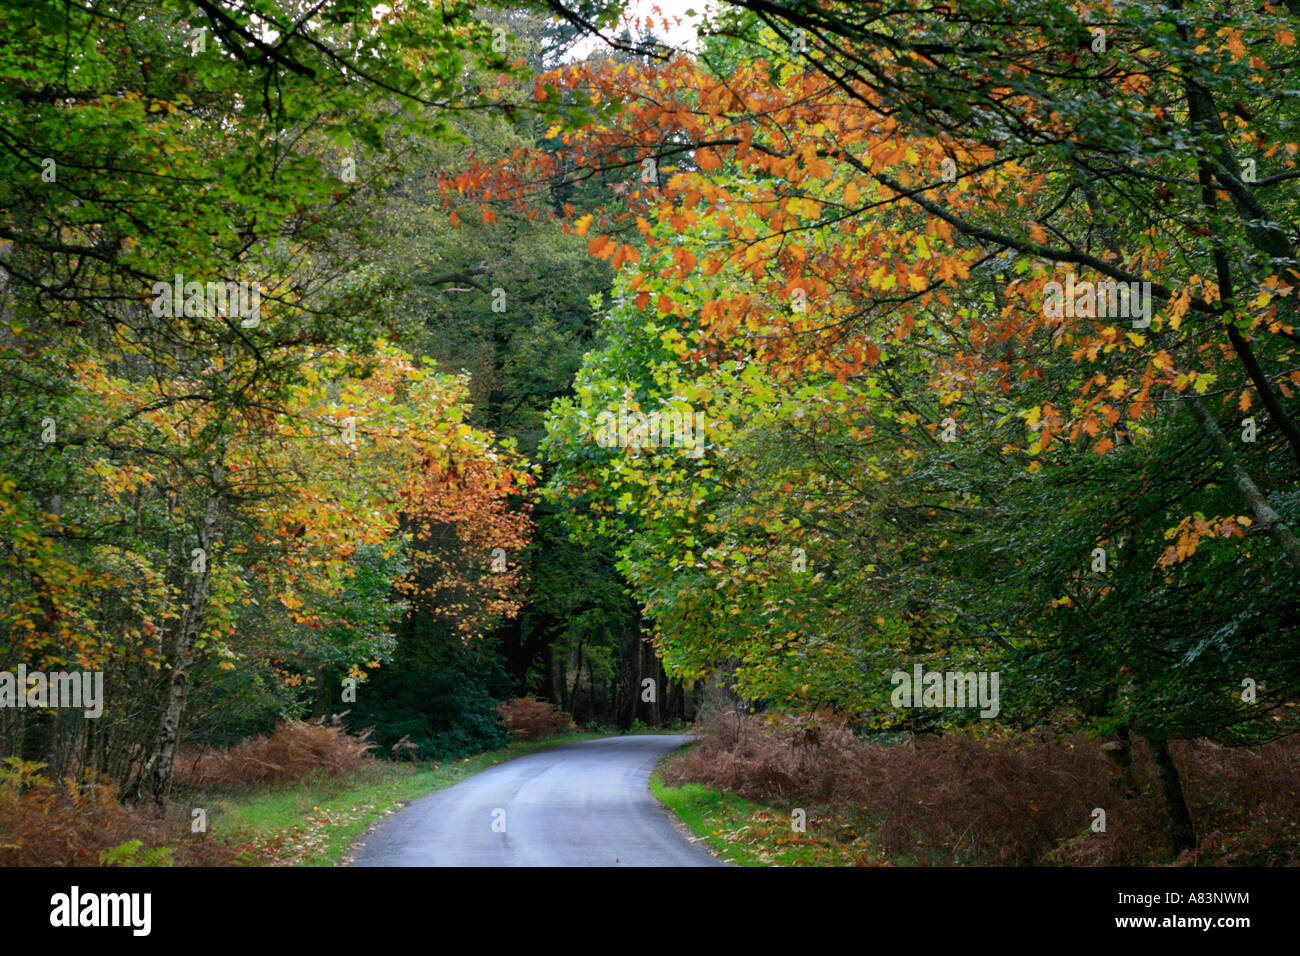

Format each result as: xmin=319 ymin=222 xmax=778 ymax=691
xmin=2 ymin=0 xmax=1299 ymax=862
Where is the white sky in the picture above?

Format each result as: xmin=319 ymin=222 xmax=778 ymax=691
xmin=566 ymin=0 xmax=718 ymax=58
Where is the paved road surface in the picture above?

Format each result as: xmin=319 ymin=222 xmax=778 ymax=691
xmin=350 ymin=734 xmax=721 ymax=867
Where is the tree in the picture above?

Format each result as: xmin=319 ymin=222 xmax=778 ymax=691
xmin=0 ymin=0 xmax=535 ymax=805
xmin=516 ymin=4 xmax=1300 ymax=851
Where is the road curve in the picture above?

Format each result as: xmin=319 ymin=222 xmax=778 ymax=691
xmin=350 ymin=734 xmax=722 ymax=867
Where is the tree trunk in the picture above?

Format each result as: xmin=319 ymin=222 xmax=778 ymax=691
xmin=1177 ymin=49 xmax=1300 ymax=472
xmin=312 ymin=664 xmax=331 ymax=718
xmin=622 ymin=624 xmax=640 ymax=730
xmin=1184 ymin=393 xmax=1300 ymax=570
xmin=652 ymin=651 xmax=667 ymax=727
xmin=19 ymin=709 xmax=55 ymax=768
xmin=1148 ymin=737 xmax=1198 ymax=856
xmin=665 ymin=678 xmax=681 ymax=727
xmin=137 ymin=473 xmax=220 ymax=810
xmin=548 ymin=643 xmax=564 ymax=707
xmin=1102 ymin=726 xmax=1141 ymax=798
xmin=635 ymin=633 xmax=650 ymax=725
xmin=1071 ymin=157 xmax=1300 ymax=566
xmin=569 ymin=637 xmax=584 ymax=717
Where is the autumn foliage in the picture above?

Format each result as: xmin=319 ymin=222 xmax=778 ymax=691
xmin=664 ymin=716 xmax=1300 ymax=865
xmin=0 ymin=759 xmax=240 ymax=867
xmin=173 ymin=717 xmax=377 ymax=790
xmin=509 ymin=3 xmax=1300 ymax=864
xmin=496 ymin=696 xmax=576 ymax=742
xmin=6 ymin=0 xmax=1300 ymax=869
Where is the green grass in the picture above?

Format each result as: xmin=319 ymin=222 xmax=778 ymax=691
xmin=651 ymin=775 xmax=771 ymax=865
xmin=650 ymin=754 xmax=891 ymax=867
xmin=185 ymin=731 xmax=609 ymax=866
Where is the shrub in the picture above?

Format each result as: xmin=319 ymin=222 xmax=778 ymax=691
xmin=497 ymin=697 xmax=575 ymax=742
xmin=173 ymin=715 xmax=375 ymax=789
xmin=340 ymin=665 xmax=511 ymax=760
xmin=663 ymin=712 xmax=862 ymax=804
xmin=100 ymin=840 xmax=174 ymax=867
xmin=662 ymin=714 xmax=1300 ymax=865
xmin=0 ymin=758 xmax=239 ymax=866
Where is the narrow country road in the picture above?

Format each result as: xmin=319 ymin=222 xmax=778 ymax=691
xmin=350 ymin=734 xmax=722 ymax=867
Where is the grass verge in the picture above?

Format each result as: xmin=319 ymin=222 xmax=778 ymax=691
xmin=650 ymin=755 xmax=891 ymax=867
